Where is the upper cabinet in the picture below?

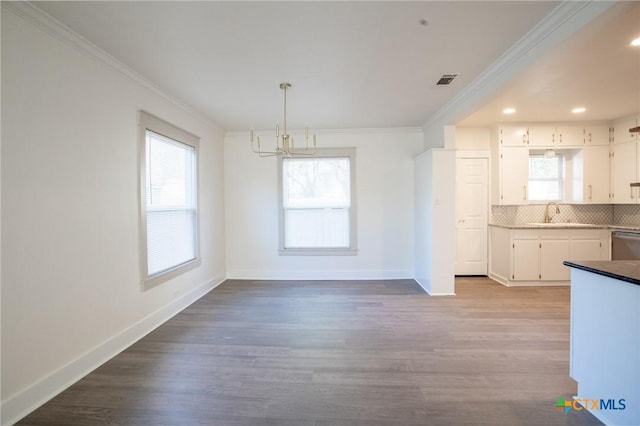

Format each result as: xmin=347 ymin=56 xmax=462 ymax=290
xmin=554 ymin=125 xmax=585 ymax=146
xmin=610 ymin=115 xmax=640 ymax=204
xmin=498 ymin=147 xmax=530 ymax=205
xmin=527 ymin=125 xmax=556 ymax=146
xmin=498 ymin=126 xmax=529 ymax=146
xmin=498 ymin=124 xmax=610 ymax=147
xmin=612 ymin=116 xmax=638 ymax=144
xmin=583 ymin=125 xmax=610 ymax=146
xmin=491 ymin=122 xmax=612 ymax=206
xmin=610 ymin=141 xmax=637 ymax=204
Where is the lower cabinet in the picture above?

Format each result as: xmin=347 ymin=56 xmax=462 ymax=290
xmin=512 ymin=238 xmax=540 ymax=280
xmin=490 ymin=227 xmax=610 ymax=286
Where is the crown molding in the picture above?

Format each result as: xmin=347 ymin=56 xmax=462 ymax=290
xmin=422 ymin=1 xmax=614 ymax=131
xmin=225 ymin=127 xmax=423 ymax=138
xmin=2 ymin=1 xmax=225 ymax=136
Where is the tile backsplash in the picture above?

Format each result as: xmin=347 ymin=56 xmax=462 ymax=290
xmin=491 ymin=204 xmax=614 ymax=225
xmin=613 ymin=204 xmax=640 ymax=226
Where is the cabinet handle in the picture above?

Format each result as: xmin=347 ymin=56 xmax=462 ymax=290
xmin=631 ymin=187 xmax=635 ymax=199
xmin=552 ymin=133 xmax=555 ymax=143
xmin=559 ymin=133 xmax=563 ymax=143
xmin=523 ymin=185 xmax=527 ymax=200
xmin=589 ymin=184 xmax=592 ymax=200
xmin=589 ymin=132 xmax=592 ymax=143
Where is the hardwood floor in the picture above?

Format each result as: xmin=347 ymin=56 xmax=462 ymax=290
xmin=19 ymin=277 xmax=601 ymax=425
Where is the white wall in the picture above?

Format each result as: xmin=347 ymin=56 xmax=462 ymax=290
xmin=455 ymin=127 xmax=490 ymax=150
xmin=1 ymin=9 xmax=226 ymax=424
xmin=224 ymin=129 xmax=423 ymax=280
xmin=414 ymin=149 xmax=456 ymax=295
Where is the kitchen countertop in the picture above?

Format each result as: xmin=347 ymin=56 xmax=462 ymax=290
xmin=563 ymin=260 xmax=640 ymax=286
xmin=489 ymin=223 xmax=640 ymax=231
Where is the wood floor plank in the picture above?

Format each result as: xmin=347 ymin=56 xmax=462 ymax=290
xmin=18 ymin=278 xmax=602 ymax=425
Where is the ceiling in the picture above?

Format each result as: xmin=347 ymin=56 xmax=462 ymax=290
xmin=31 ymin=1 xmax=639 ymax=132
xmin=459 ymin=1 xmax=640 ymax=127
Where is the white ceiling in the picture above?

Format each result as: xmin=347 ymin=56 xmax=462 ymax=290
xmin=459 ymin=1 xmax=640 ymax=127
xmin=32 ymin=1 xmax=639 ymax=132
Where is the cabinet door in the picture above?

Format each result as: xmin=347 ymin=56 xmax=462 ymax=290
xmin=571 ymin=239 xmax=603 ymax=261
xmin=583 ymin=125 xmax=610 ymax=146
xmin=612 ymin=117 xmax=638 ymax=144
xmin=512 ymin=240 xmax=540 ymax=280
xmin=583 ymin=145 xmax=610 ymax=204
xmin=611 ymin=141 xmax=637 ymax=204
xmin=499 ymin=126 xmax=529 ymax=146
xmin=528 ymin=126 xmax=556 ymax=146
xmin=500 ymin=147 xmax=529 ymax=205
xmin=555 ymin=126 xmax=583 ymax=147
xmin=540 ymin=240 xmax=571 ymax=280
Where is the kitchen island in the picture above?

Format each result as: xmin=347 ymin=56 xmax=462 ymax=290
xmin=563 ymin=260 xmax=639 ymax=426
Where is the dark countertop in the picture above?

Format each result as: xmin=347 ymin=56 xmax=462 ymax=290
xmin=563 ymin=260 xmax=640 ymax=286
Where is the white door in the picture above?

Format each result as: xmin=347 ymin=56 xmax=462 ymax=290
xmin=455 ymin=158 xmax=488 ymax=275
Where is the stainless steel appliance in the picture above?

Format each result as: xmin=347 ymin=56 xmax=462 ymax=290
xmin=611 ymin=231 xmax=640 ymax=260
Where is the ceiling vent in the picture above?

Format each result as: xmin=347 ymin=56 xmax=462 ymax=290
xmin=436 ymin=73 xmax=459 ymax=85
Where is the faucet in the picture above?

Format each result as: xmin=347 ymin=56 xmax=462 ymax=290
xmin=543 ymin=202 xmax=560 ymax=223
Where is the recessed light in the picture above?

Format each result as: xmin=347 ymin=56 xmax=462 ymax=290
xmin=502 ymin=107 xmax=516 ymax=115
xmin=572 ymin=107 xmax=586 ymax=114
xmin=631 ymin=38 xmax=640 ymax=46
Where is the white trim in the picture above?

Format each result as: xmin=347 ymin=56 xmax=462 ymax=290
xmin=1 ymin=1 xmax=225 ymax=136
xmin=226 ymin=127 xmax=423 ymax=138
xmin=139 ymin=111 xmax=201 ymax=287
xmin=278 ymin=148 xmax=358 ymax=256
xmin=225 ymin=270 xmax=413 ymax=281
xmin=422 ymin=1 xmax=613 ymax=129
xmin=1 ymin=275 xmax=226 ymax=426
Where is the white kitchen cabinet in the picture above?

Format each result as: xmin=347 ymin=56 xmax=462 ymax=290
xmin=527 ymin=125 xmax=556 ymax=146
xmin=612 ymin=116 xmax=638 ymax=144
xmin=498 ymin=125 xmax=529 ymax=146
xmin=610 ymin=140 xmax=637 ymax=204
xmin=582 ymin=125 xmax=610 ymax=145
xmin=539 ymin=231 xmax=571 ymax=281
xmin=569 ymin=229 xmax=610 ymax=260
xmin=582 ymin=145 xmax=610 ymax=203
xmin=527 ymin=125 xmax=583 ymax=146
xmin=512 ymin=238 xmax=540 ymax=281
xmin=554 ymin=125 xmax=583 ymax=147
xmin=498 ymin=147 xmax=529 ymax=205
xmin=489 ymin=227 xmax=610 ymax=286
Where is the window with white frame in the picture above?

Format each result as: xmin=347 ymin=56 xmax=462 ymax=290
xmin=279 ymin=149 xmax=357 ymax=255
xmin=139 ymin=111 xmax=200 ymax=285
xmin=528 ymin=153 xmax=565 ymax=201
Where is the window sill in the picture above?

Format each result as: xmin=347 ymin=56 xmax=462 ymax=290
xmin=279 ymin=248 xmax=358 ymax=256
xmin=142 ymin=258 xmax=201 ymax=289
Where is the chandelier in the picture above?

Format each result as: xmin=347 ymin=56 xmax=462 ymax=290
xmin=250 ymin=82 xmax=316 ymax=157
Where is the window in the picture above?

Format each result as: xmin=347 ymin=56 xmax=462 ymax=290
xmin=139 ymin=111 xmax=200 ymax=285
xmin=528 ymin=153 xmax=565 ymax=201
xmin=279 ymin=148 xmax=357 ymax=255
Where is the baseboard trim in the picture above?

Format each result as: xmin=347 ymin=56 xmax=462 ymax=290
xmin=1 ymin=275 xmax=226 ymax=426
xmin=226 ymin=270 xmax=413 ymax=281
xmin=489 ymin=273 xmax=570 ymax=287
xmin=489 ymin=272 xmax=509 ymax=286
